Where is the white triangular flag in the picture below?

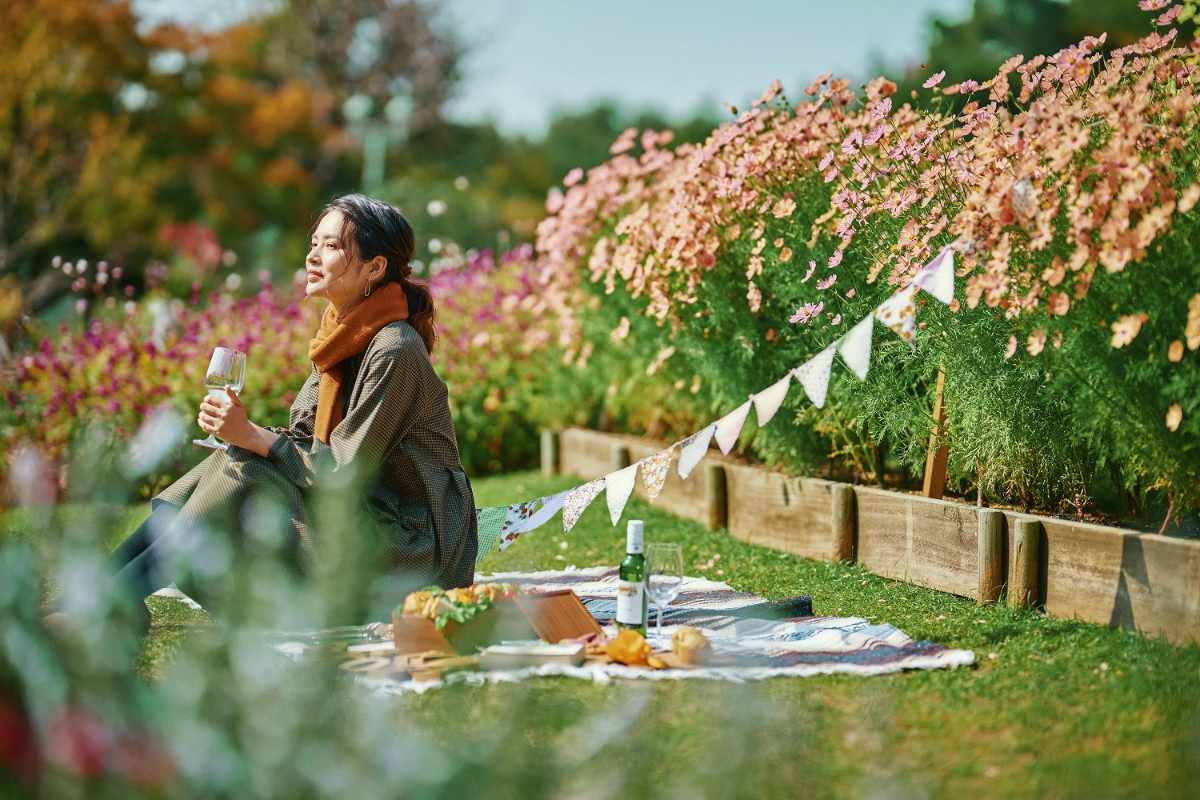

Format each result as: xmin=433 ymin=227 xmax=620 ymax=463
xmin=562 ymin=477 xmax=605 ymax=533
xmin=837 ymin=315 xmax=874 ymax=381
xmin=914 ymin=248 xmax=954 ymax=304
xmin=677 ymin=424 xmax=716 ymax=479
xmin=791 ymin=346 xmax=836 ymax=408
xmin=605 ymin=463 xmax=639 ymax=526
xmin=714 ymin=400 xmax=752 ymax=455
xmin=875 ymin=284 xmax=918 ymax=346
xmin=752 ymin=373 xmax=792 ymax=427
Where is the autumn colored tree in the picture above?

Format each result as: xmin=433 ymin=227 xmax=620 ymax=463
xmin=1 ymin=0 xmax=466 ymax=328
xmin=260 ymin=0 xmax=463 ymax=137
xmin=0 ymin=0 xmax=168 ymax=311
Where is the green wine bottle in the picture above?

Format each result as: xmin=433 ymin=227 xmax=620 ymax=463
xmin=616 ymin=519 xmax=647 ymax=633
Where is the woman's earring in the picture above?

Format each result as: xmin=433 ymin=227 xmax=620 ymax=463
xmin=364 ymin=281 xmax=373 ymax=298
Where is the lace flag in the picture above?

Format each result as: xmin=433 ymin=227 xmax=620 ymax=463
xmin=562 ymin=477 xmax=606 ymax=533
xmin=791 ymin=346 xmax=836 ymax=408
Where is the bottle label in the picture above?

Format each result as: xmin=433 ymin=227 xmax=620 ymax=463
xmin=616 ymin=580 xmax=645 ymax=626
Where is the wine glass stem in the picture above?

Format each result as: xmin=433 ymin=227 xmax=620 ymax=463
xmin=656 ymin=605 xmax=664 ymax=636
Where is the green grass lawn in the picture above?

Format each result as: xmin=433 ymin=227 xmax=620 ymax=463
xmin=3 ymin=470 xmax=1199 ymax=798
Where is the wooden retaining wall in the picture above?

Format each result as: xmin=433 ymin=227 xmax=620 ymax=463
xmin=547 ymin=427 xmax=1200 ymax=646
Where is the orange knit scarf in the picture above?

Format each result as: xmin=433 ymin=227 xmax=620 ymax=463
xmin=307 ymin=281 xmax=409 ymax=443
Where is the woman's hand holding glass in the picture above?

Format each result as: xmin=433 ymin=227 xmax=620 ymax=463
xmin=194 ymin=347 xmax=251 ymax=451
xmin=196 ymin=387 xmax=256 ymax=451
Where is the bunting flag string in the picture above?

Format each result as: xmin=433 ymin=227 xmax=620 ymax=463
xmin=478 ymin=246 xmax=958 ymax=552
xmin=605 ymin=462 xmax=639 ymax=525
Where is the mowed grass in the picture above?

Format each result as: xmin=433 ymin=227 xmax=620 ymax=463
xmin=3 ymin=470 xmax=1199 ymax=798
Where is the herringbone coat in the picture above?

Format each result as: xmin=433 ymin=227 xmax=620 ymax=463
xmin=153 ymin=320 xmax=478 ymax=589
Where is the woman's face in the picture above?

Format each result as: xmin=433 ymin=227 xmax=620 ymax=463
xmin=305 ymin=209 xmax=379 ymax=309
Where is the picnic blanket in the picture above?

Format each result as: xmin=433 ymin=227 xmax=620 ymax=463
xmin=345 ymin=566 xmax=975 ymax=695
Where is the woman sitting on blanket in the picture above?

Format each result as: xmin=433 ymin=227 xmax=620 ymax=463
xmin=56 ymin=195 xmax=479 ymax=634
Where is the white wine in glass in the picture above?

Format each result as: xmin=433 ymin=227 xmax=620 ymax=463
xmin=193 ymin=347 xmax=246 ymax=450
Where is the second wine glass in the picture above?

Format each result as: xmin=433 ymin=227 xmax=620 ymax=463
xmin=645 ymin=542 xmax=684 ymax=639
xmin=193 ymin=347 xmax=246 ymax=451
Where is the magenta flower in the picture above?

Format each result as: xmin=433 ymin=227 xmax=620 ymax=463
xmin=817 ymin=275 xmax=838 ymax=290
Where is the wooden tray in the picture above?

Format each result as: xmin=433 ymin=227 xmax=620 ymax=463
xmin=392 ymin=589 xmax=603 ymax=656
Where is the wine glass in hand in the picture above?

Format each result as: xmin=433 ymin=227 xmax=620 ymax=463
xmin=645 ymin=542 xmax=684 ymax=638
xmin=193 ymin=347 xmax=246 ymax=450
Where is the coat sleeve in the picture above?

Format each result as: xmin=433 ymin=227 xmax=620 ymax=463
xmin=264 ymin=364 xmax=318 ymax=442
xmin=264 ymin=345 xmax=421 ymax=490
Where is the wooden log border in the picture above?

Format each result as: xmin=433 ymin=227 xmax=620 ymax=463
xmin=546 ymin=427 xmax=1200 ymax=646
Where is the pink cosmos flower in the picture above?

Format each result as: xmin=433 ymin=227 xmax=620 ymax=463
xmin=923 ymin=70 xmax=946 ymax=88
xmin=788 ymin=301 xmax=824 ymax=325
xmin=869 ymin=97 xmax=892 ymax=122
xmin=563 ymin=167 xmax=584 ymax=187
xmin=827 ymin=250 xmax=844 ymax=268
xmin=817 ymin=274 xmax=837 ymax=290
xmin=1156 ymin=5 xmax=1182 ymax=25
xmin=801 ymin=260 xmax=817 ymax=282
xmin=609 ymin=127 xmax=637 ymax=155
xmin=754 ymin=79 xmax=783 ymax=106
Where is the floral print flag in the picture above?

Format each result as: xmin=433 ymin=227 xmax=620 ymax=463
xmin=914 ymin=248 xmax=955 ymax=304
xmin=562 ymin=477 xmax=606 ymax=533
xmin=875 ymin=285 xmax=918 ymax=347
xmin=752 ymin=373 xmax=793 ymax=427
xmin=791 ymin=345 xmax=836 ymax=409
xmin=605 ymin=462 xmax=639 ymax=526
xmin=677 ymin=424 xmax=716 ymax=480
xmin=640 ymin=445 xmax=676 ymax=500
xmin=714 ymin=400 xmax=753 ymax=455
xmin=497 ymin=490 xmax=569 ymax=551
xmin=837 ymin=314 xmax=874 ymax=381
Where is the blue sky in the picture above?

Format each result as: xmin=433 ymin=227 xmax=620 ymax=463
xmin=138 ymin=0 xmax=971 ymax=136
